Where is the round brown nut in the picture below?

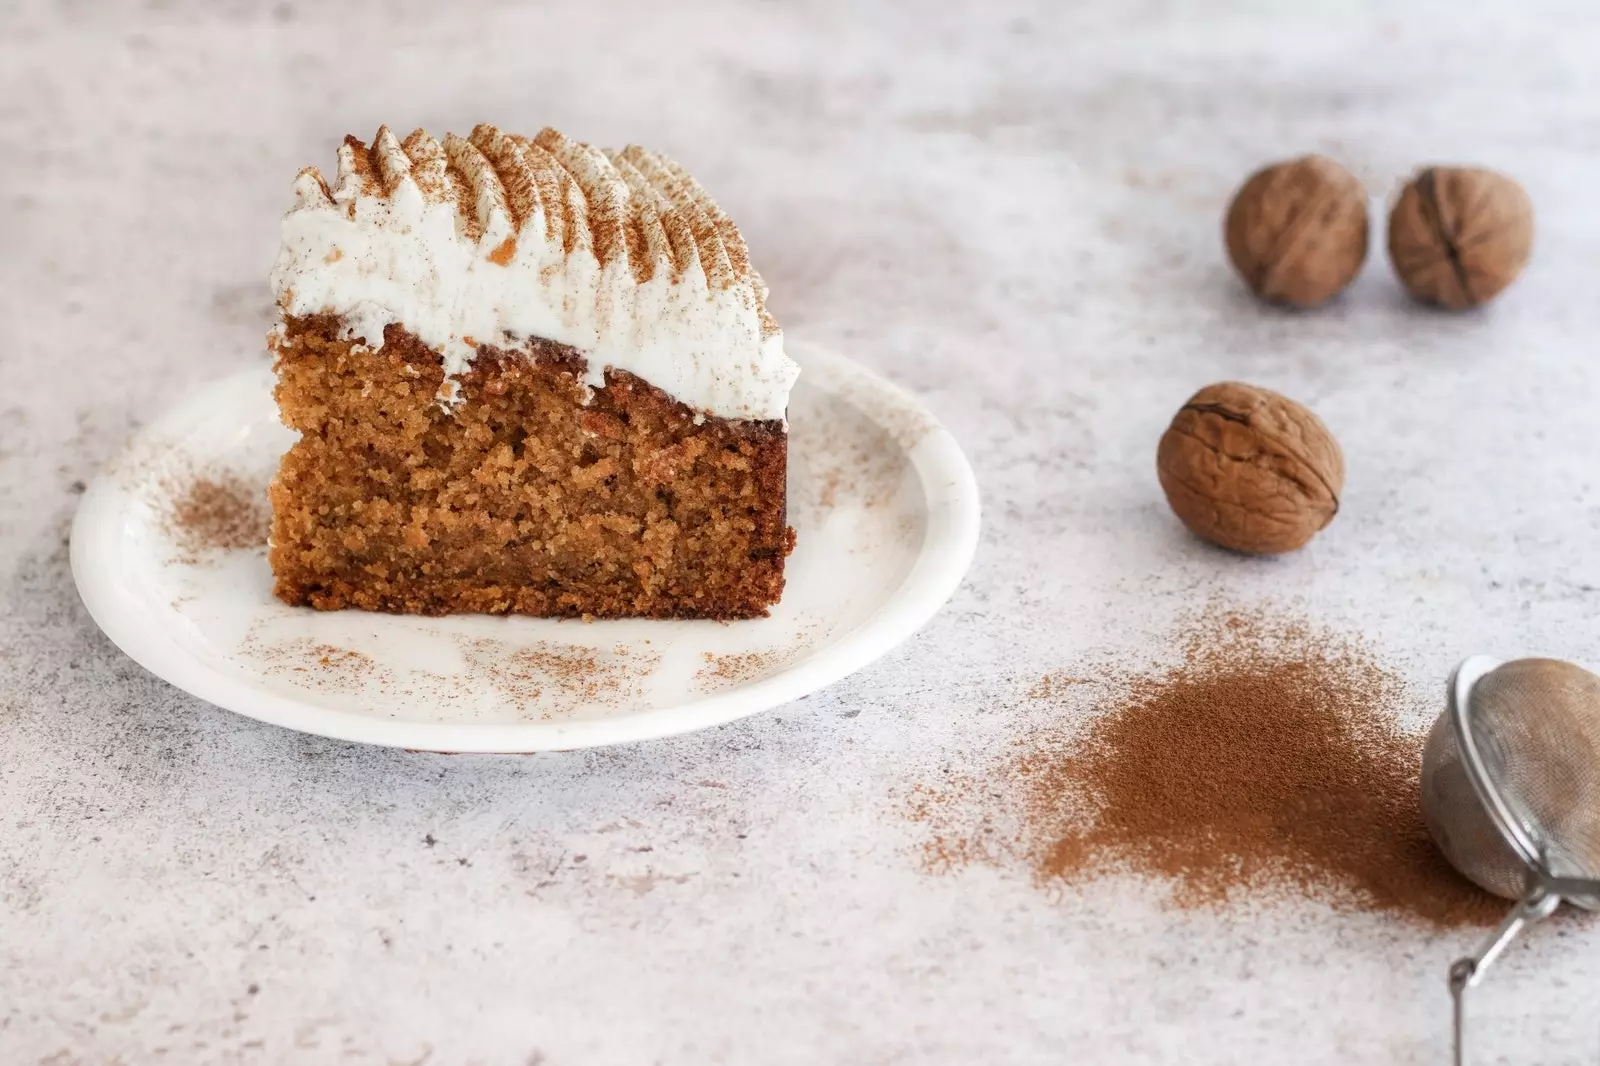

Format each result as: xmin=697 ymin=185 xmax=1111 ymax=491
xmin=1224 ymin=155 xmax=1370 ymax=307
xmin=1388 ymin=166 xmax=1532 ymax=309
xmin=1156 ymin=382 xmax=1344 ymax=554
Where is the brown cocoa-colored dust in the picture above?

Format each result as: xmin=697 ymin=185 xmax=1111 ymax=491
xmin=167 ymin=472 xmax=270 ymax=555
xmin=914 ymin=607 xmax=1503 ymax=929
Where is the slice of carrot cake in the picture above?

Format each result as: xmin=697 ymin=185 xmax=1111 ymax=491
xmin=267 ymin=125 xmax=799 ymax=619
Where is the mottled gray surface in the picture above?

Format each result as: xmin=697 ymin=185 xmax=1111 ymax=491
xmin=5 ymin=1 xmax=1600 ymax=1063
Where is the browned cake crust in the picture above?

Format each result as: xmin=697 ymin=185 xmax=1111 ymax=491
xmin=268 ymin=315 xmax=793 ymax=619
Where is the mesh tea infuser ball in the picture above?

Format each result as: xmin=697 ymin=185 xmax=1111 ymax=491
xmin=1421 ymin=656 xmax=1600 ymax=1066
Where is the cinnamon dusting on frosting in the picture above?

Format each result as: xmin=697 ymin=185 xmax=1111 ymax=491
xmin=487 ymin=236 xmax=517 ymax=266
xmin=273 ymin=123 xmax=796 ymax=420
xmin=287 ymin=124 xmax=776 ymax=294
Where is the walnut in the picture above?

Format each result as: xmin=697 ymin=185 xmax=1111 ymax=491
xmin=1387 ymin=167 xmax=1532 ymax=309
xmin=1156 ymin=382 xmax=1344 ymax=554
xmin=1224 ymin=155 xmax=1370 ymax=307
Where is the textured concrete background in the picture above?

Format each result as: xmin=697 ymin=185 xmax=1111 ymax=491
xmin=5 ymin=1 xmax=1600 ymax=1062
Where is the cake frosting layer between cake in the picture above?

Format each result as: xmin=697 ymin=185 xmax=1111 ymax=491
xmin=270 ymin=125 xmax=799 ymax=422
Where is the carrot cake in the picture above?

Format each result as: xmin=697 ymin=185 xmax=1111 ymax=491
xmin=267 ymin=125 xmax=799 ymax=619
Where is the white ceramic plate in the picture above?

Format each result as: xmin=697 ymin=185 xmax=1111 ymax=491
xmin=70 ymin=341 xmax=980 ymax=752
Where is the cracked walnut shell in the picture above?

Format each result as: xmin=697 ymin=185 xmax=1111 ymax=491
xmin=1157 ymin=382 xmax=1344 ymax=554
xmin=1224 ymin=155 xmax=1369 ymax=307
xmin=1388 ymin=167 xmax=1532 ymax=309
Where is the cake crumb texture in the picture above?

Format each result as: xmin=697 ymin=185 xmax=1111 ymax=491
xmin=269 ymin=316 xmax=792 ymax=619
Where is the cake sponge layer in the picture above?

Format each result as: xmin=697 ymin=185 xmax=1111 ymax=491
xmin=269 ymin=316 xmax=792 ymax=619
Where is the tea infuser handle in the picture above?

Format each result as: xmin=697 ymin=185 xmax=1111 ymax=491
xmin=1448 ymin=886 xmax=1560 ymax=1066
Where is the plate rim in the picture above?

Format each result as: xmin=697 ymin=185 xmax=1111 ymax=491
xmin=69 ymin=340 xmax=981 ymax=752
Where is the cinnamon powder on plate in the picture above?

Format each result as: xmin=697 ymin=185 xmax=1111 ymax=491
xmin=166 ymin=472 xmax=270 ymax=555
xmin=914 ymin=607 xmax=1502 ymax=928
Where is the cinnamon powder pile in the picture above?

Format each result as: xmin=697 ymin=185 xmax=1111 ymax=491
xmin=915 ymin=607 xmax=1501 ymax=928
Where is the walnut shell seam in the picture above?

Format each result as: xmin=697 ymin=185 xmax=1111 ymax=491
xmin=1176 ymin=400 xmax=1343 ymax=518
xmin=1411 ymin=168 xmax=1476 ymax=305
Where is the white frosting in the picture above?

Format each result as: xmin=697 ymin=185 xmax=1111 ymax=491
xmin=269 ymin=125 xmax=798 ymax=422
